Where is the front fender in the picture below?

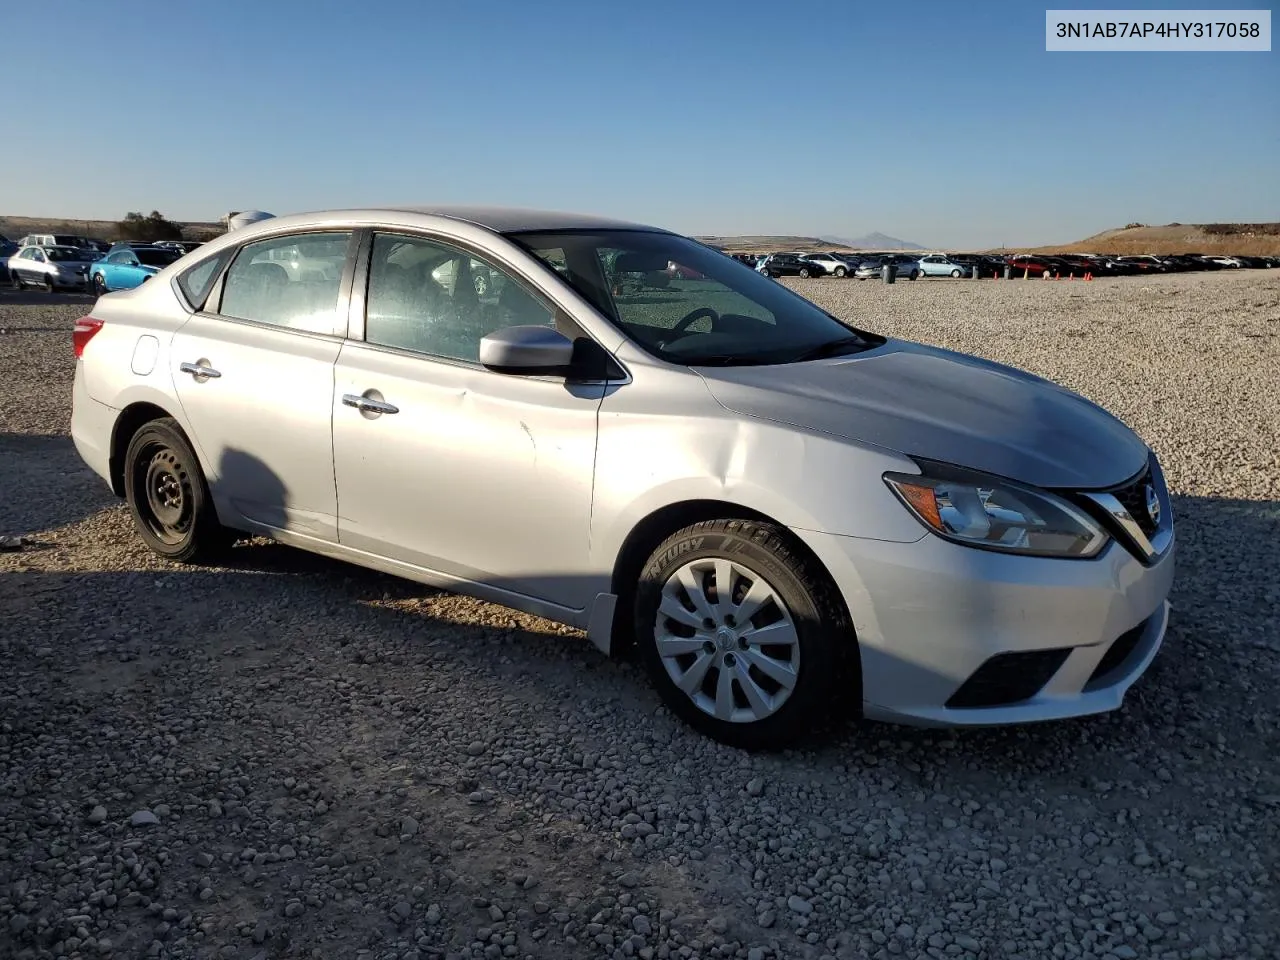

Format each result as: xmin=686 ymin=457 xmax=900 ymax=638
xmin=590 ymin=371 xmax=927 ymax=575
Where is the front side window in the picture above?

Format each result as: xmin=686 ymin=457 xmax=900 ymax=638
xmin=218 ymin=231 xmax=352 ymax=334
xmin=363 ymin=233 xmax=554 ymax=362
xmin=509 ymin=229 xmax=883 ymax=366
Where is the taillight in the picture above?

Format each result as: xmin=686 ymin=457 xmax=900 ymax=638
xmin=73 ymin=316 xmax=104 ymax=359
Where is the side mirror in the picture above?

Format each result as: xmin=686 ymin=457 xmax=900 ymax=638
xmin=480 ymin=325 xmax=576 ymax=374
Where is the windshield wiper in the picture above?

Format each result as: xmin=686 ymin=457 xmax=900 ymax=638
xmin=790 ymin=335 xmax=871 ymax=363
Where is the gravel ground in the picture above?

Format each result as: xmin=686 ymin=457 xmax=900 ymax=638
xmin=1 ymin=271 xmax=1277 ymax=960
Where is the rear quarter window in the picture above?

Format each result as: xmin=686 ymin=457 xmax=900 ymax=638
xmin=176 ymin=250 xmax=234 ymax=310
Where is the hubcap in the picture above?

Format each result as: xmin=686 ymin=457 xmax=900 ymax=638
xmin=654 ymin=558 xmax=800 ymax=724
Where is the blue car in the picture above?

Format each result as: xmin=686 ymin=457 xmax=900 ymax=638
xmin=89 ymin=243 xmax=183 ymax=294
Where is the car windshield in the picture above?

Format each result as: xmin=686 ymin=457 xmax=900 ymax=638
xmin=45 ymin=247 xmax=84 ymax=262
xmin=137 ymin=249 xmax=181 ymax=267
xmin=507 ymin=229 xmax=882 ymax=365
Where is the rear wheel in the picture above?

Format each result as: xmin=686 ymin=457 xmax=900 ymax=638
xmin=634 ymin=519 xmax=852 ymax=750
xmin=909 ymin=270 xmax=919 ymax=280
xmin=123 ymin=418 xmax=235 ymax=564
xmin=799 ymin=267 xmax=811 ymax=278
xmin=43 ymin=275 xmax=55 ymax=292
xmin=11 ymin=271 xmax=23 ymax=290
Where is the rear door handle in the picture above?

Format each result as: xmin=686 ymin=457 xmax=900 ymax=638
xmin=342 ymin=393 xmax=399 ymax=415
xmin=179 ymin=361 xmax=221 ymax=379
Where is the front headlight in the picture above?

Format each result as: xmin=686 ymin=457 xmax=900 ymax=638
xmin=883 ymin=460 xmax=1108 ymax=558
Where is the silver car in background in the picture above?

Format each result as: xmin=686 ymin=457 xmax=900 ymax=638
xmin=8 ymin=244 xmax=96 ymax=290
xmin=70 ymin=206 xmax=1175 ymax=749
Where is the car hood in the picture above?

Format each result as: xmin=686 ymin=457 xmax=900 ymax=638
xmin=696 ymin=340 xmax=1149 ymax=489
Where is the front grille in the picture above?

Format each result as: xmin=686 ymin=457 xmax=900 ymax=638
xmin=1109 ymin=464 xmax=1158 ymax=538
xmin=946 ymin=648 xmax=1072 ymax=709
xmin=1086 ymin=619 xmax=1146 ymax=686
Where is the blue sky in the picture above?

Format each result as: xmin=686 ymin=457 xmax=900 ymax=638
xmin=4 ymin=0 xmax=1276 ymax=247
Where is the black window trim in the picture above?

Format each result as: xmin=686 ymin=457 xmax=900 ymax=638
xmin=346 ymin=226 xmax=627 ymax=384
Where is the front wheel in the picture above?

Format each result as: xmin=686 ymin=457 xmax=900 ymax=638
xmin=634 ymin=519 xmax=852 ymax=750
xmin=11 ymin=271 xmax=23 ymax=290
xmin=93 ymin=273 xmax=108 ymax=296
xmin=909 ymin=270 xmax=919 ymax=280
xmin=43 ymin=275 xmax=55 ymax=292
xmin=123 ymin=418 xmax=235 ymax=563
xmin=951 ymin=269 xmax=962 ymax=278
xmin=834 ymin=266 xmax=846 ymax=277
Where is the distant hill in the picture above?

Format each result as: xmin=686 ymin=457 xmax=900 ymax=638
xmin=0 ymin=214 xmax=224 ymax=243
xmin=822 ymin=232 xmax=925 ymax=251
xmin=1017 ymin=222 xmax=1280 ymax=257
xmin=697 ymin=232 xmax=925 ymax=255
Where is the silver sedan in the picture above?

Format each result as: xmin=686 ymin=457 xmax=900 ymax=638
xmin=69 ymin=206 xmax=1174 ymax=749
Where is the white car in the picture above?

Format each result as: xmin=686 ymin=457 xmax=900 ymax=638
xmin=799 ymin=253 xmax=856 ymax=277
xmin=69 ymin=205 xmax=1175 ymax=749
xmin=7 ymin=245 xmax=95 ymax=291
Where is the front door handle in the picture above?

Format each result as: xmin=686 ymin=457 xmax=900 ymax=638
xmin=342 ymin=393 xmax=399 ymax=415
xmin=179 ymin=360 xmax=221 ymax=380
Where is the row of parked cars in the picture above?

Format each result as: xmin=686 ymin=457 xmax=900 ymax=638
xmin=1 ymin=233 xmax=204 ymax=293
xmin=728 ymin=249 xmax=1280 ymax=280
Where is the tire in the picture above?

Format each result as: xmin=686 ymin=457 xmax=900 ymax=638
xmin=123 ymin=417 xmax=235 ymax=564
xmin=834 ymin=266 xmax=846 ymax=277
xmin=799 ymin=268 xmax=811 ymax=278
xmin=634 ymin=519 xmax=853 ymax=750
xmin=93 ymin=272 xmax=107 ymax=296
xmin=43 ymin=275 xmax=55 ymax=293
xmin=11 ymin=271 xmax=23 ymax=290
xmin=909 ymin=270 xmax=919 ymax=281
xmin=951 ymin=269 xmax=962 ymax=278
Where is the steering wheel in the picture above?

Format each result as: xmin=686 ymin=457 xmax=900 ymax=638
xmin=666 ymin=306 xmax=721 ymax=341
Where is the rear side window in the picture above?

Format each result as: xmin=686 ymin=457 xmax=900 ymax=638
xmin=217 ymin=232 xmax=353 ymax=334
xmin=177 ymin=250 xmax=233 ymax=310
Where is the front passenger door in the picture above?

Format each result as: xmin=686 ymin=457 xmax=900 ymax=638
xmin=333 ymin=231 xmax=606 ymax=611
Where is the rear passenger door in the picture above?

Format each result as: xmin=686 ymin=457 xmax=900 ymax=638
xmin=169 ymin=230 xmax=357 ymax=542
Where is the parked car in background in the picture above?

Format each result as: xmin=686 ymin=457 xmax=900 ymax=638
xmin=8 ymin=244 xmax=95 ymax=290
xmin=759 ymin=253 xmax=823 ymax=278
xmin=154 ymin=240 xmax=205 ymax=255
xmin=89 ymin=243 xmax=184 ymax=294
xmin=854 ymin=254 xmax=921 ymax=280
xmin=918 ymin=254 xmax=970 ymax=278
xmin=0 ymin=235 xmax=17 ymax=281
xmin=69 ymin=204 xmax=1175 ymax=749
xmin=799 ymin=253 xmax=856 ymax=277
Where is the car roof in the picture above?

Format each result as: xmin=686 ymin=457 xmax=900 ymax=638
xmin=282 ymin=205 xmax=666 ymax=234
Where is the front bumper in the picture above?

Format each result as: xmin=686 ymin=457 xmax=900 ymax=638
xmin=793 ymin=525 xmax=1175 ymax=727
